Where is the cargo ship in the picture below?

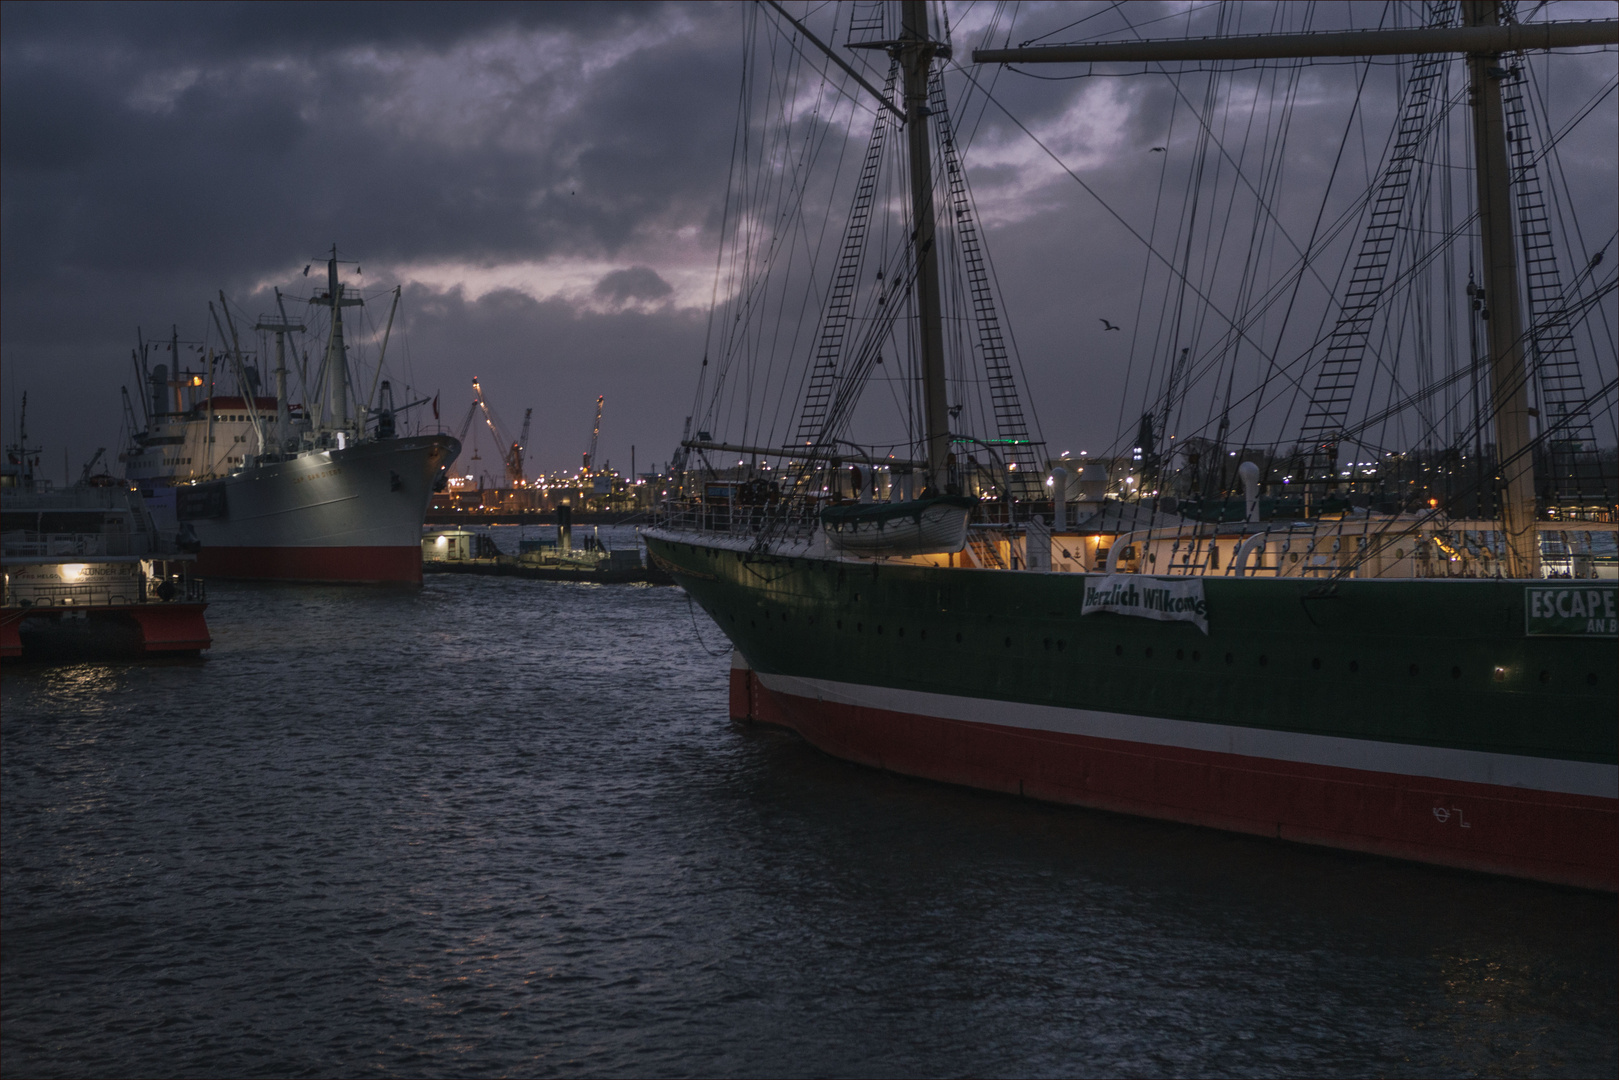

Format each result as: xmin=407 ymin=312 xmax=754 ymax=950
xmin=644 ymin=2 xmax=1617 ymax=890
xmin=122 ymin=251 xmax=459 ymax=583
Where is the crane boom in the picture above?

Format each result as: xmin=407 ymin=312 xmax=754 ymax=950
xmin=582 ymin=395 xmax=604 ymax=473
xmin=458 ymin=376 xmax=529 ymax=487
xmin=504 ymin=407 xmax=533 ymax=487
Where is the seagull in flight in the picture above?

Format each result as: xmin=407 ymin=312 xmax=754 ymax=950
xmin=1149 ymin=146 xmax=1166 ymax=153
xmin=1099 ymin=318 xmax=1120 ymax=331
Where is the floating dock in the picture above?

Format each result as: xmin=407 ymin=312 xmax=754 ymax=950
xmin=422 ymin=528 xmax=671 ymax=584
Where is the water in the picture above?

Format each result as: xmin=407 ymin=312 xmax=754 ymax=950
xmin=3 ymin=570 xmax=1614 ymax=1078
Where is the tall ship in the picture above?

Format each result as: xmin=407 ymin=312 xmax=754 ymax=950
xmin=645 ymin=2 xmax=1617 ymax=890
xmin=122 ymin=252 xmax=460 ymax=583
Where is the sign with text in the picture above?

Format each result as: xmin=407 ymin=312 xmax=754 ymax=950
xmin=1524 ymin=585 xmax=1617 ymax=637
xmin=1082 ymin=575 xmax=1208 ymax=634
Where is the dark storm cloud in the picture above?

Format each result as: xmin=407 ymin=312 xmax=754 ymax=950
xmin=1 ymin=0 xmax=736 ymax=282
xmin=595 ymin=266 xmax=674 ymax=303
xmin=1 ymin=1 xmax=625 ymax=59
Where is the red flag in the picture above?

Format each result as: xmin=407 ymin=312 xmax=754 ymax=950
xmin=432 ymin=392 xmax=440 ymax=420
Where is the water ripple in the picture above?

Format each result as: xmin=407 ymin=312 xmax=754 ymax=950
xmin=3 ymin=572 xmax=1615 ymax=1078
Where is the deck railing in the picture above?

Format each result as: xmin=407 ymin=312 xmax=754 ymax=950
xmin=1 ymin=531 xmax=155 ymax=557
xmin=3 ymin=576 xmax=205 ymax=609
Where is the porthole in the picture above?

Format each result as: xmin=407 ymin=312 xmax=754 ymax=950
xmin=1057 ymin=640 xmax=1066 ymax=652
xmin=1311 ymin=657 xmax=1321 ymax=670
xmin=1588 ymin=672 xmax=1599 ymax=686
xmin=1191 ymin=650 xmax=1200 ymax=662
xmin=1539 ymin=669 xmax=1550 ymax=684
xmin=1116 ymin=644 xmax=1124 ymax=657
xmin=1258 ymin=654 xmax=1268 ymax=667
xmin=1350 ymin=660 xmax=1359 ymax=673
xmin=956 ymin=632 xmax=963 ymax=644
xmin=1176 ymin=649 xmax=1184 ymax=661
xmin=1408 ymin=663 xmax=1420 ymax=677
xmin=1225 ymin=652 xmax=1234 ymax=665
xmin=1004 ymin=636 xmax=1012 ymax=648
xmin=1451 ymin=666 xmax=1461 ymax=679
xmin=857 ymin=622 xmax=864 ymax=633
xmin=836 ymin=619 xmax=843 ymax=630
xmin=1145 ymin=647 xmax=1154 ymax=659
xmin=853 ymin=593 xmax=860 ymax=602
xmin=898 ymin=627 xmax=905 ymax=638
xmin=876 ymin=625 xmax=883 ymax=635
xmin=920 ymin=629 xmax=927 ymax=641
xmin=1043 ymin=638 xmax=1052 ymax=651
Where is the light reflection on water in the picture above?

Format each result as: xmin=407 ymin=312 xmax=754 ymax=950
xmin=2 ymin=573 xmax=1614 ymax=1078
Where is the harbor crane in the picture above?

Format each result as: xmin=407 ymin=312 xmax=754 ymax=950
xmin=455 ymin=377 xmax=531 ymax=487
xmin=582 ymin=395 xmax=605 ymax=473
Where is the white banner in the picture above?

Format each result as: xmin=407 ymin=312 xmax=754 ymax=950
xmin=1082 ymin=574 xmax=1208 ymax=634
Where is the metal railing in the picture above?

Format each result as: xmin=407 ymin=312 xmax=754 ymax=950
xmin=2 ymin=531 xmax=155 ymax=557
xmin=4 ymin=576 xmax=205 ymax=609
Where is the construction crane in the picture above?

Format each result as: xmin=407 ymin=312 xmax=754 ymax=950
xmin=507 ymin=408 xmax=532 ymax=488
xmin=456 ymin=377 xmax=531 ymax=487
xmin=582 ymin=395 xmax=605 ymax=473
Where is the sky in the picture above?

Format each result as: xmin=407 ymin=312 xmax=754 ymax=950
xmin=2 ymin=0 xmax=1614 ymax=482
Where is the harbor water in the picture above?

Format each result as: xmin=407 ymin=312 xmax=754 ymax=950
xmin=3 ymin=559 xmax=1614 ymax=1077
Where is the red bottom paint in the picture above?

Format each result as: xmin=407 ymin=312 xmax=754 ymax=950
xmin=1 ymin=610 xmax=23 ymax=658
xmin=197 ymin=545 xmax=423 ymax=584
xmin=129 ymin=604 xmax=212 ymax=652
xmin=731 ymin=666 xmax=1617 ymax=892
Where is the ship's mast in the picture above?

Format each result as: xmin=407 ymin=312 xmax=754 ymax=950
xmin=976 ymin=8 xmax=1618 ymax=578
xmin=760 ymin=0 xmax=953 ymax=491
xmin=1463 ymin=0 xmax=1536 ymax=576
xmin=898 ymin=0 xmax=951 ymax=490
xmin=255 ymin=289 xmax=305 ymax=454
xmin=310 ymin=247 xmax=364 ymax=433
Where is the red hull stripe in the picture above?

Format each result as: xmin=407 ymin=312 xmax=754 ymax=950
xmin=196 ymin=545 xmax=423 ymax=584
xmin=732 ymin=667 xmax=1617 ymax=892
xmin=755 ymin=670 xmax=1615 ymax=798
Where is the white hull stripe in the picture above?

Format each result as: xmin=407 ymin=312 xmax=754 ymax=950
xmin=755 ymin=670 xmax=1619 ymax=800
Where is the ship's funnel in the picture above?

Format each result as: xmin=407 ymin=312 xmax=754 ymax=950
xmin=1238 ymin=460 xmax=1260 ymax=522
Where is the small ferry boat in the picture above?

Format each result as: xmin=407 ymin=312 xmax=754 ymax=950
xmin=3 ymin=397 xmax=209 ymax=661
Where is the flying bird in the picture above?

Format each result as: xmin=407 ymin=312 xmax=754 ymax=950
xmin=1099 ymin=319 xmax=1120 ymax=331
xmin=1149 ymin=146 xmax=1166 ymax=153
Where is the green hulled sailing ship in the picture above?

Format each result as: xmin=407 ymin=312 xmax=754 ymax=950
xmin=646 ymin=1 xmax=1617 ymax=890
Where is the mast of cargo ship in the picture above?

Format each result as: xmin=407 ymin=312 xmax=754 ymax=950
xmin=254 ymin=290 xmax=305 ymax=455
xmin=311 ymin=247 xmax=364 ymax=436
xmin=976 ymin=4 xmax=1618 ymax=577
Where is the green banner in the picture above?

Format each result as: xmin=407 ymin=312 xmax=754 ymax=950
xmin=1524 ymin=584 xmax=1617 ymax=637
